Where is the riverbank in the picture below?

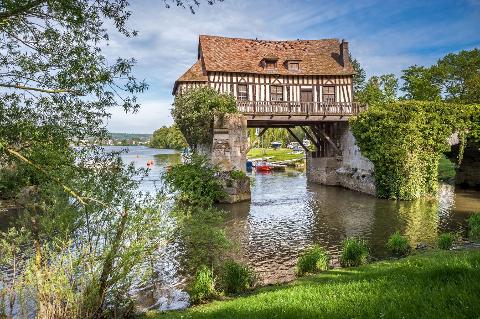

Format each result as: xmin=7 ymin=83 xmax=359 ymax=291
xmin=247 ymin=148 xmax=305 ymax=161
xmin=143 ymin=249 xmax=480 ymax=319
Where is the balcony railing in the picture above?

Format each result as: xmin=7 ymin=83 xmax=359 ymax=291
xmin=237 ymin=101 xmax=365 ymax=116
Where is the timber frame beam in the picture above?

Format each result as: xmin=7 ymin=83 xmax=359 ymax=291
xmin=286 ymin=127 xmax=309 ymax=153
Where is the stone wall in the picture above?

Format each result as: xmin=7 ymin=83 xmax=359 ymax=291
xmin=211 ymin=114 xmax=249 ymax=172
xmin=306 ymin=123 xmax=376 ymax=196
xmin=210 ymin=114 xmax=251 ymax=203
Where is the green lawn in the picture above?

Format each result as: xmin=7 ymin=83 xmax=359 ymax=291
xmin=438 ymin=155 xmax=456 ymax=181
xmin=143 ymin=250 xmax=480 ymax=319
xmin=247 ymin=148 xmax=305 ymax=161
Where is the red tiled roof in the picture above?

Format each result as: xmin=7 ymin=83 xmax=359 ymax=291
xmin=173 ymin=35 xmax=355 ymax=94
xmin=176 ymin=59 xmax=208 ymax=82
xmin=198 ymin=35 xmax=355 ymax=76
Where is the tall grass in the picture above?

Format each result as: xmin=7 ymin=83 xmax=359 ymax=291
xmin=340 ymin=237 xmax=369 ymax=267
xmin=468 ymin=213 xmax=480 ymax=241
xmin=437 ymin=233 xmax=455 ymax=250
xmin=386 ymin=232 xmax=411 ymax=257
xmin=188 ymin=265 xmax=216 ymax=304
xmin=296 ymin=245 xmax=329 ymax=276
xmin=220 ymin=260 xmax=256 ymax=294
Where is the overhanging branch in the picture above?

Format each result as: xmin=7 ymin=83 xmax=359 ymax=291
xmin=0 ymin=83 xmax=82 ymax=95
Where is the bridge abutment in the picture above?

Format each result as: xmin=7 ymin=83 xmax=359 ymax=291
xmin=306 ymin=122 xmax=376 ymax=196
xmin=209 ymin=114 xmax=251 ymax=203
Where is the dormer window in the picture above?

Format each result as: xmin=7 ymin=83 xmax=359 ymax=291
xmin=286 ymin=59 xmax=301 ymax=71
xmin=265 ymin=61 xmax=276 ymax=70
xmin=289 ymin=62 xmax=299 ymax=71
xmin=262 ymin=56 xmax=278 ymax=70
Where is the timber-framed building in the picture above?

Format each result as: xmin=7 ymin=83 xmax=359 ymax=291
xmin=173 ymin=35 xmax=358 ymax=126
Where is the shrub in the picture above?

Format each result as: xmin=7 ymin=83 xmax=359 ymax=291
xmin=468 ymin=213 xmax=480 ymax=241
xmin=165 ymin=154 xmax=225 ymax=206
xmin=386 ymin=231 xmax=411 ymax=257
xmin=230 ymin=169 xmax=247 ymax=180
xmin=188 ymin=265 xmax=216 ymax=304
xmin=220 ymin=260 xmax=256 ymax=294
xmin=437 ymin=233 xmax=455 ymax=250
xmin=296 ymin=245 xmax=330 ymax=276
xmin=340 ymin=237 xmax=369 ymax=267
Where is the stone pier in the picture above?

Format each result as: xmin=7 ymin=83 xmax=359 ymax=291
xmin=210 ymin=114 xmax=251 ymax=203
xmin=306 ymin=122 xmax=376 ymax=196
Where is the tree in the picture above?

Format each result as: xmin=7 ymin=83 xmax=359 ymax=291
xmin=401 ymin=65 xmax=442 ymax=101
xmin=356 ymin=74 xmax=398 ymax=106
xmin=150 ymin=124 xmax=188 ymax=150
xmin=171 ymin=86 xmax=237 ymax=150
xmin=0 ymin=0 xmax=220 ymax=317
xmin=350 ymin=54 xmax=366 ymax=98
xmin=436 ymin=49 xmax=480 ymax=103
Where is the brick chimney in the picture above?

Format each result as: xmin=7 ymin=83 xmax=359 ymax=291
xmin=340 ymin=39 xmax=349 ymax=68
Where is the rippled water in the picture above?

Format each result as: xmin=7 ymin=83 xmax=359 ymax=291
xmin=115 ymin=146 xmax=480 ymax=311
xmin=2 ymin=146 xmax=479 ymax=312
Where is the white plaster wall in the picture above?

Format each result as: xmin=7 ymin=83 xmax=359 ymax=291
xmin=340 ymin=129 xmax=374 ymax=172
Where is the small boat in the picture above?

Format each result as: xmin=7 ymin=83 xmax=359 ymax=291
xmin=255 ymin=161 xmax=272 ymax=172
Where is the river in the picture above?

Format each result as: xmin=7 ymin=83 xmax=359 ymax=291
xmin=2 ymin=146 xmax=480 ymax=311
xmin=114 ymin=146 xmax=480 ymax=311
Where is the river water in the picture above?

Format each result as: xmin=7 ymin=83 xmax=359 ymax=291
xmin=116 ymin=146 xmax=480 ymax=311
xmin=2 ymin=146 xmax=480 ymax=311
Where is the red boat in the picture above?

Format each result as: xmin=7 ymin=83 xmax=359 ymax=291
xmin=255 ymin=161 xmax=272 ymax=172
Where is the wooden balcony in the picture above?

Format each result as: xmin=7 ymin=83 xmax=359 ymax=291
xmin=236 ymin=101 xmax=366 ymax=127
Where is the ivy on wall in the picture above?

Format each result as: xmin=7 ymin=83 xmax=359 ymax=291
xmin=350 ymin=101 xmax=480 ymax=200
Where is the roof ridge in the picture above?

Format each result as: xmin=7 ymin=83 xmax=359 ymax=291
xmin=199 ymin=34 xmax=341 ymax=43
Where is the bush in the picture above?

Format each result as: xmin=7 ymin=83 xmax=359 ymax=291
xmin=468 ymin=213 xmax=480 ymax=241
xmin=188 ymin=265 xmax=216 ymax=304
xmin=296 ymin=245 xmax=329 ymax=276
xmin=220 ymin=260 xmax=256 ymax=294
xmin=340 ymin=238 xmax=369 ymax=267
xmin=165 ymin=154 xmax=225 ymax=206
xmin=386 ymin=231 xmax=411 ymax=257
xmin=437 ymin=233 xmax=455 ymax=250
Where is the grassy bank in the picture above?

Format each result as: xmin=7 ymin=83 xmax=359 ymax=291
xmin=247 ymin=148 xmax=305 ymax=161
xmin=144 ymin=250 xmax=480 ymax=319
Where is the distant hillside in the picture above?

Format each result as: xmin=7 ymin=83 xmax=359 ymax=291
xmin=109 ymin=133 xmax=152 ymax=140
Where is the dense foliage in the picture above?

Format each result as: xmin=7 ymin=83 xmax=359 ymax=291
xmin=165 ymin=154 xmax=225 ymax=206
xmin=150 ymin=124 xmax=188 ymax=150
xmin=468 ymin=213 xmax=480 ymax=241
xmin=0 ymin=0 xmax=218 ymax=317
xmin=188 ymin=265 xmax=217 ymax=304
xmin=350 ymin=101 xmax=480 ymax=200
xmin=296 ymin=245 xmax=329 ymax=276
xmin=172 ymin=86 xmax=237 ymax=150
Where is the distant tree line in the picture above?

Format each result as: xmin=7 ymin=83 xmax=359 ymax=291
xmin=150 ymin=124 xmax=188 ymax=150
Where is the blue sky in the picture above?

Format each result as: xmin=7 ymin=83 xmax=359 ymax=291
xmin=104 ymin=0 xmax=480 ymax=133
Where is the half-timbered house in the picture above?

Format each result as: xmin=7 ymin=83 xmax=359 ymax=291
xmin=173 ymin=35 xmax=357 ymax=121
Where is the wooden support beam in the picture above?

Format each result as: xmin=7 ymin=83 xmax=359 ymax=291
xmin=300 ymin=126 xmax=320 ymax=149
xmin=312 ymin=126 xmax=341 ymax=156
xmin=286 ymin=127 xmax=309 ymax=153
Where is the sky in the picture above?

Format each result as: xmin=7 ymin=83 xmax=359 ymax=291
xmin=103 ymin=0 xmax=480 ymax=133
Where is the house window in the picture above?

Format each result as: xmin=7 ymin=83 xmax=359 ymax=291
xmin=322 ymin=86 xmax=335 ymax=103
xmin=237 ymin=84 xmax=248 ymax=101
xmin=265 ymin=61 xmax=276 ymax=70
xmin=270 ymin=85 xmax=283 ymax=101
xmin=288 ymin=62 xmax=299 ymax=71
